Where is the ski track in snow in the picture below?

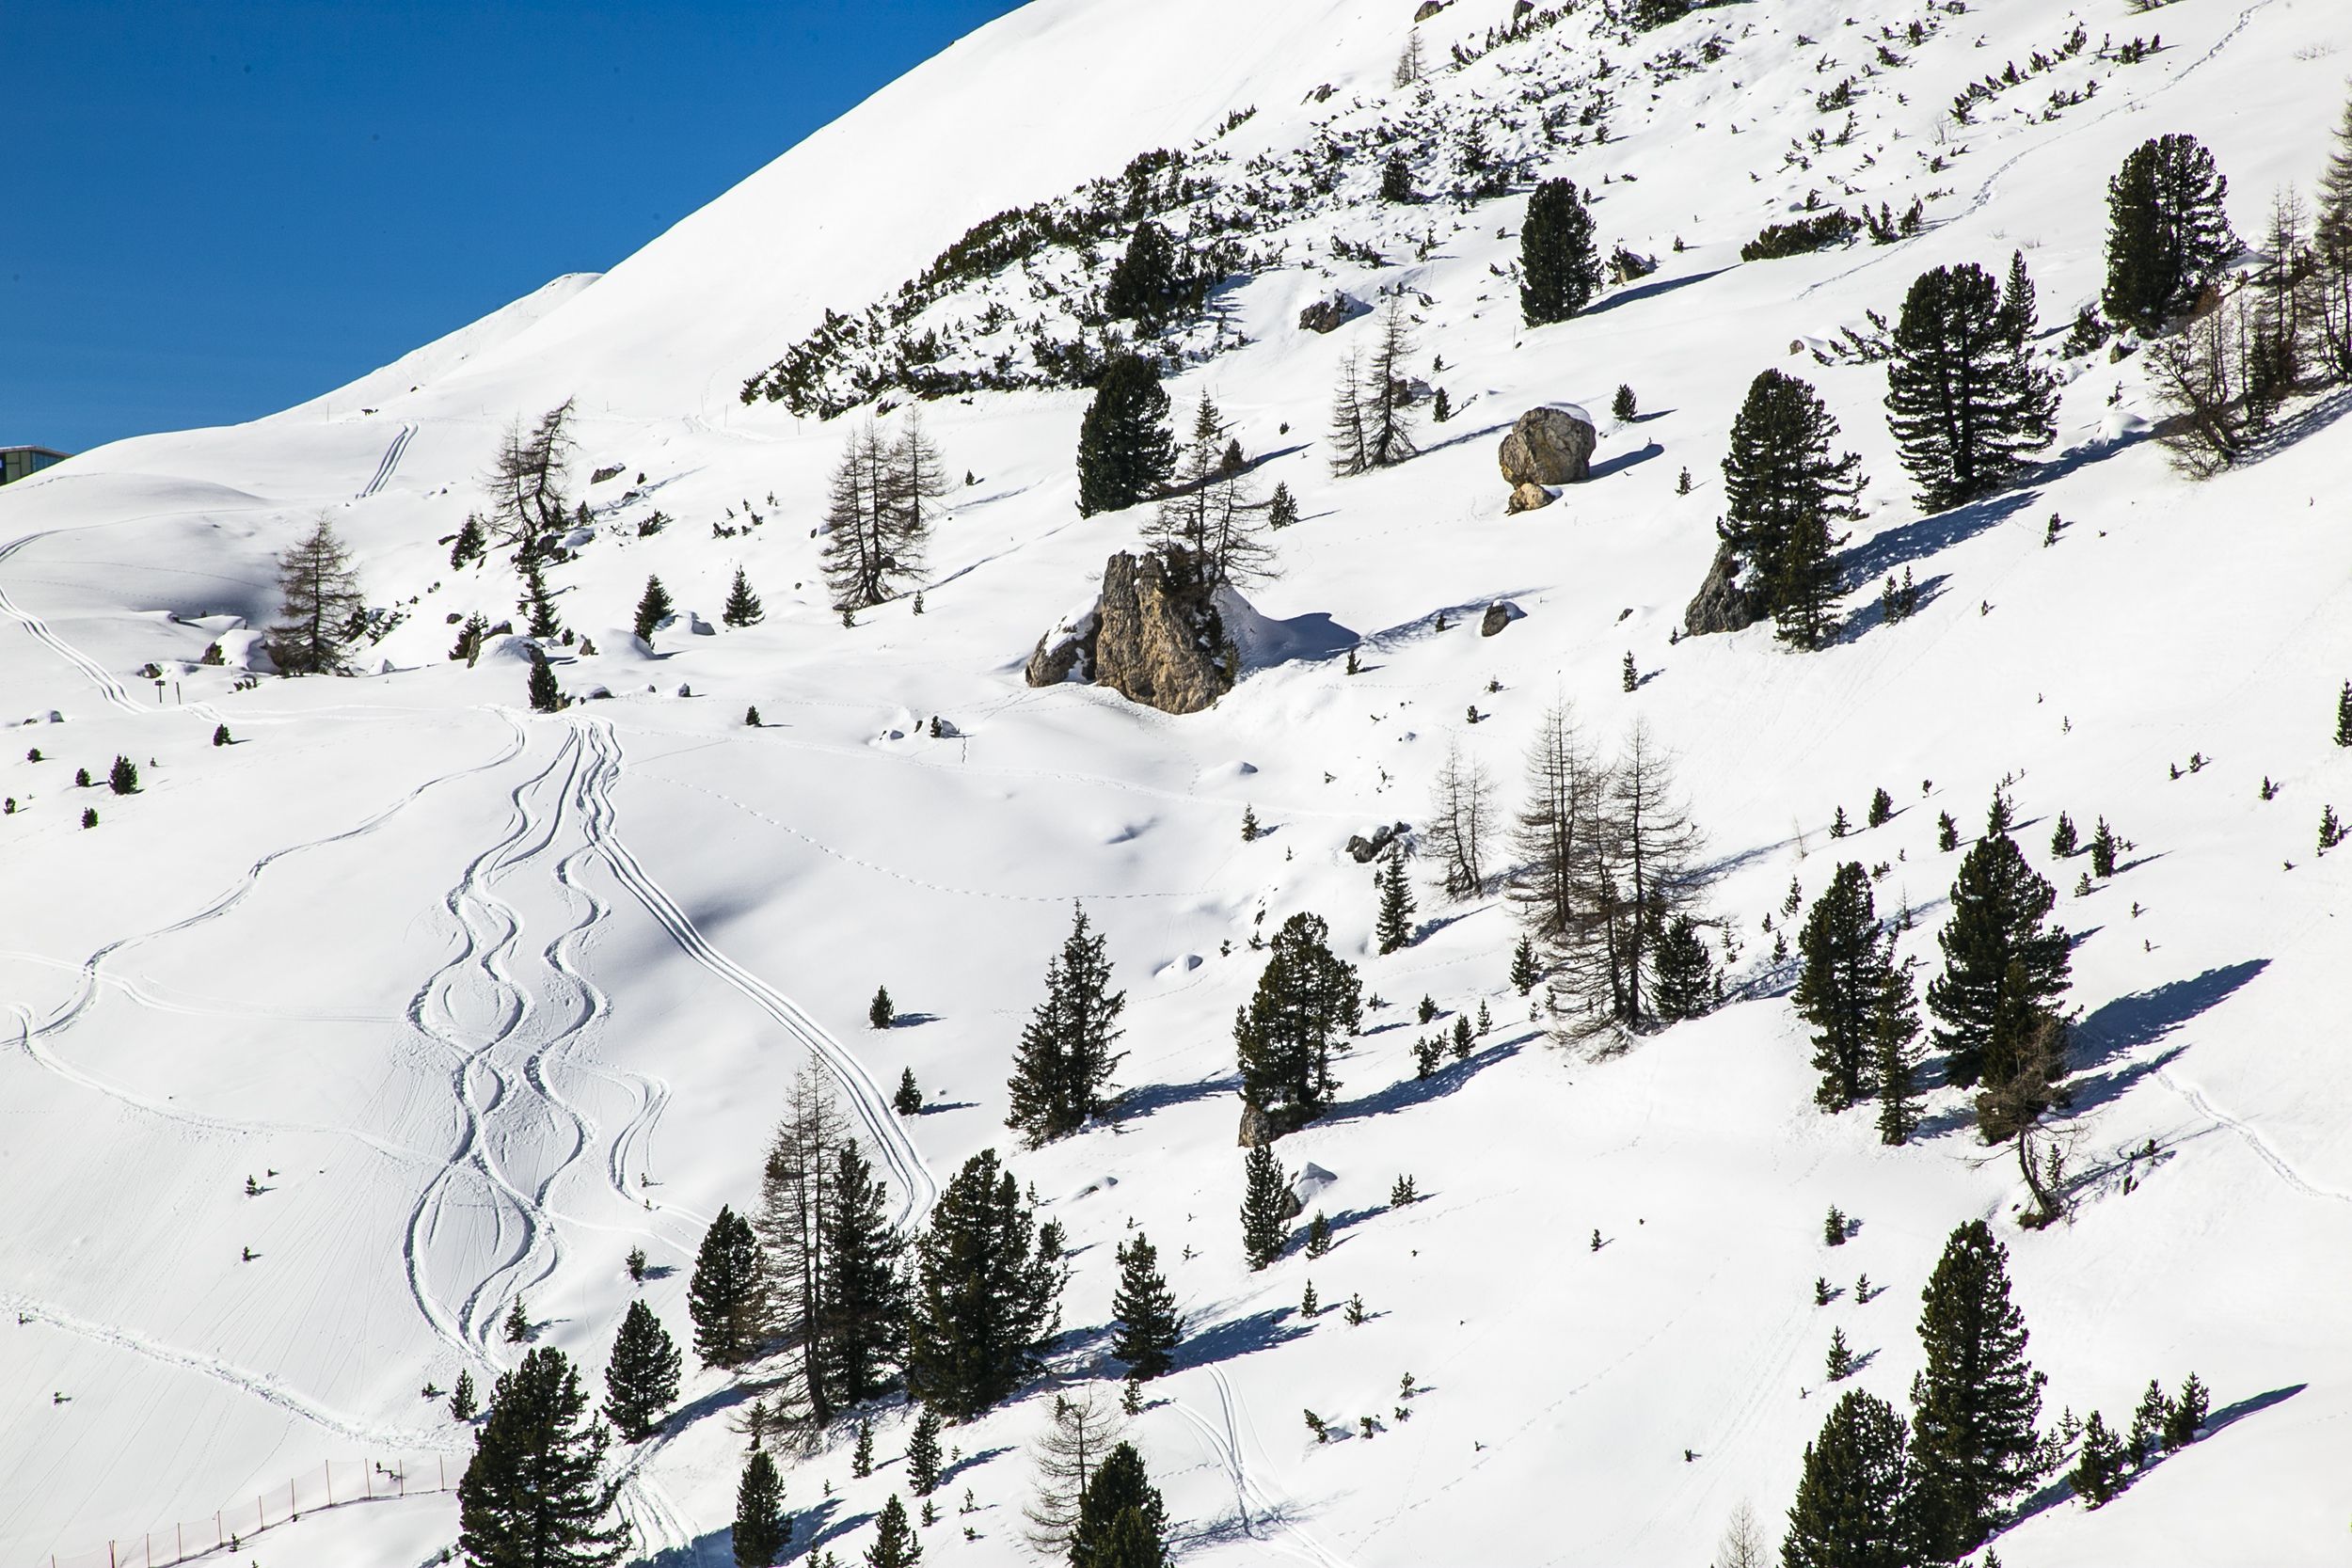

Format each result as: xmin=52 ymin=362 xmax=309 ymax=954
xmin=1170 ymin=1368 xmax=1357 ymax=1568
xmin=0 ymin=1293 xmax=458 ymax=1454
xmin=356 ymin=423 xmax=417 ymax=499
xmin=2156 ymin=1068 xmax=2352 ymax=1206
xmin=576 ymin=713 xmax=941 ymax=1232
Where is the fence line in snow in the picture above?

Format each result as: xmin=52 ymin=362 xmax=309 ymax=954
xmin=41 ymin=1453 xmax=454 ymax=1568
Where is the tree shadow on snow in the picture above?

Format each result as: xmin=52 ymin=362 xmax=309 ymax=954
xmin=1833 ymin=571 xmax=1952 ymax=644
xmin=1319 ymin=1035 xmax=1527 ymax=1128
xmin=1587 ymin=440 xmax=1665 ymax=482
xmin=1118 ymin=1072 xmax=1240 ymax=1125
xmin=2072 ymin=960 xmax=2268 ymax=1077
xmin=1175 ymin=1306 xmax=1311 ymax=1371
xmin=644 ymin=1528 xmax=736 ymax=1567
xmin=1583 ymin=265 xmax=1736 ymax=317
xmin=2000 ymin=1384 xmax=2305 ymax=1536
xmin=1840 ymin=488 xmax=2037 ymax=585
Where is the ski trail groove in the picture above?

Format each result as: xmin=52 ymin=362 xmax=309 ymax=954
xmin=357 ymin=422 xmax=418 ymax=499
xmin=574 ymin=714 xmax=940 ymax=1230
xmin=2157 ymin=1068 xmax=2352 ymax=1204
xmin=1170 ymin=1368 xmax=1355 ymax=1568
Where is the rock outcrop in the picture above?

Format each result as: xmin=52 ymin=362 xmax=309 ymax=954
xmin=1480 ymin=600 xmax=1525 ymax=637
xmin=1499 ymin=404 xmax=1597 ymax=488
xmin=1344 ymin=822 xmax=1412 ymax=863
xmin=1682 ymin=541 xmax=1767 ymax=636
xmin=1025 ymin=551 xmax=1234 ymax=715
xmin=1505 ymin=481 xmax=1555 ymax=515
xmin=1298 ymin=292 xmax=1372 ymax=334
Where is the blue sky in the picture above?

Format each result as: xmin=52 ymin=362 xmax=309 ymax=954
xmin=1 ymin=0 xmax=1024 ymax=454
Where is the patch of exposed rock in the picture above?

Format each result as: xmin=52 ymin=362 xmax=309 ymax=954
xmin=1682 ymin=541 xmax=1767 ymax=636
xmin=1025 ymin=550 xmax=1235 ymax=715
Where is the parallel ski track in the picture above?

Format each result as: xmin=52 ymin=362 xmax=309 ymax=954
xmin=1170 ymin=1367 xmax=1357 ymax=1568
xmin=356 ymin=423 xmax=417 ymax=499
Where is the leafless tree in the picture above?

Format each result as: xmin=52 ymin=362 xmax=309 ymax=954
xmin=265 ymin=514 xmax=364 ymax=675
xmin=1021 ymin=1388 xmax=1125 ymax=1555
xmin=1426 ymin=737 xmax=1498 ymax=899
xmin=1510 ymin=702 xmax=1604 ymax=957
xmin=1150 ymin=393 xmax=1273 ymax=588
xmin=482 ymin=398 xmax=577 ymax=550
xmin=755 ymin=1063 xmax=850 ymax=1430
xmin=1715 ymin=1500 xmax=1768 ymax=1568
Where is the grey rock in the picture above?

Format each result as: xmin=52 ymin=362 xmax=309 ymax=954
xmin=1505 ymin=481 xmax=1556 ymax=515
xmin=1414 ymin=0 xmax=1445 ymax=20
xmin=1481 ymin=600 xmax=1525 ymax=637
xmin=1682 ymin=540 xmax=1767 ymax=636
xmin=1345 ymin=822 xmax=1412 ymax=863
xmin=1028 ymin=552 xmax=1233 ymax=716
xmin=1499 ymin=404 xmax=1597 ymax=487
xmin=1297 ymin=292 xmax=1372 ymax=335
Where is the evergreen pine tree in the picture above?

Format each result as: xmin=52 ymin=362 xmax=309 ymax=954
xmin=1867 ymin=788 xmax=1894 ymax=829
xmin=1375 ymin=854 xmax=1417 ymax=954
xmin=1110 ymin=1232 xmax=1184 ymax=1380
xmin=1717 ymin=371 xmax=1865 ymax=649
xmin=1826 ymin=1326 xmax=1856 ymax=1382
xmin=1071 ymin=1444 xmax=1169 ymax=1568
xmin=2067 ymin=1411 xmax=2124 ymax=1508
xmin=452 ymin=514 xmax=487 ymax=569
xmin=2164 ymin=1373 xmax=2209 ymax=1449
xmin=817 ymin=1137 xmax=909 ymax=1406
xmin=528 ymin=646 xmax=564 ymax=714
xmin=2125 ymin=1378 xmax=2169 ymax=1466
xmin=1925 ymin=831 xmax=2071 ymax=1088
xmin=505 ymin=1296 xmax=531 ymax=1344
xmin=1380 ymin=151 xmax=1415 ymax=204
xmin=865 ymin=1495 xmax=918 ymax=1568
xmin=451 ymin=1368 xmax=479 ymax=1421
xmin=1908 ymin=1220 xmax=2047 ymax=1558
xmin=456 ymin=1347 xmax=628 ymax=1568
xmin=1650 ymin=912 xmax=1715 ymax=1022
xmin=1267 ymin=483 xmax=1299 ymax=530
xmin=1831 ymin=805 xmax=1851 ymax=839
xmin=1006 ymin=905 xmax=1128 ymax=1145
xmin=734 ymin=1449 xmax=790 ymax=1567
xmin=107 ymin=755 xmax=138 ymax=795
xmin=853 ymin=1418 xmax=875 ymax=1478
xmin=895 ymin=1069 xmax=922 ymax=1117
xmin=2049 ymin=812 xmax=2077 ymax=858
xmin=2336 ymin=681 xmax=2351 ymax=746
xmin=1937 ymin=812 xmax=1959 ymax=852
xmin=1233 ymin=911 xmax=1361 ymax=1122
xmin=1871 ymin=947 xmax=1926 ymax=1147
xmin=601 ymin=1298 xmax=682 ymax=1443
xmin=1780 ymin=1389 xmax=1915 ymax=1568
xmin=265 ymin=515 xmax=366 ymax=675
xmin=1076 ymin=356 xmax=1177 ymax=516
xmin=1239 ymin=1144 xmax=1290 ymax=1270
xmin=1997 ymin=250 xmax=2040 ymax=350
xmin=723 ymin=567 xmax=766 ymax=627
xmin=2102 ymin=134 xmax=2240 ymax=334
xmin=1795 ymin=863 xmax=1884 ymax=1111
xmin=905 ymin=1148 xmax=1062 ymax=1419
xmin=633 ymin=575 xmax=674 ymax=645
xmin=907 ymin=1407 xmax=944 ymax=1496
xmin=1613 ymin=383 xmax=1638 ymax=422
xmin=1104 ymin=221 xmax=1183 ymax=328
xmin=1886 ymin=262 xmax=2058 ymax=510
xmin=870 ymin=986 xmax=894 ymax=1029
xmin=1510 ymin=934 xmax=1540 ymax=995
xmin=689 ymin=1205 xmax=766 ymax=1368
xmin=521 ymin=557 xmax=563 ymax=641
xmin=1521 ymin=178 xmax=1603 ymax=325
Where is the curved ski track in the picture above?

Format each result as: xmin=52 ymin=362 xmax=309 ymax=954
xmin=1171 ymin=1368 xmax=1357 ymax=1568
xmin=357 ymin=423 xmax=417 ymax=499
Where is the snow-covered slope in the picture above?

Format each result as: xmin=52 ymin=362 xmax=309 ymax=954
xmin=6 ymin=2 xmax=2352 ymax=1565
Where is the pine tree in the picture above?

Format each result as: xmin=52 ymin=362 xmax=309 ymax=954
xmin=505 ymin=1296 xmax=531 ymax=1344
xmin=1997 ymin=249 xmax=2040 ymax=350
xmin=689 ymin=1205 xmax=765 ymax=1368
xmin=1872 ymin=949 xmax=1926 ymax=1147
xmin=521 ymin=556 xmax=563 ymax=641
xmin=1521 ymin=178 xmax=1603 ymax=325
xmin=1076 ymin=355 xmax=1177 ymax=516
xmin=631 ymin=575 xmax=673 ymax=645
xmin=451 ymin=514 xmax=487 ymax=569
xmin=1826 ymin=1326 xmax=1856 ymax=1382
xmin=2164 ymin=1373 xmax=2209 ymax=1449
xmin=1104 ymin=221 xmax=1183 ymax=328
xmin=1937 ymin=812 xmax=1959 ymax=852
xmin=1780 ymin=1389 xmax=1915 ymax=1568
xmin=450 ymin=1368 xmax=479 ymax=1421
xmin=870 ymin=986 xmax=894 ymax=1029
xmin=1072 ymin=1445 xmax=1169 ymax=1568
xmin=1795 ymin=863 xmax=1883 ymax=1112
xmin=885 ymin=1068 xmax=919 ymax=1117
xmin=853 ymin=1418 xmax=875 ymax=1477
xmin=1908 ymin=1220 xmax=2047 ymax=1558
xmin=818 ymin=1138 xmax=909 ymax=1408
xmin=723 ymin=567 xmax=766 ymax=627
xmin=213 ymin=723 xmax=232 ymax=746
xmin=107 ymin=755 xmax=138 ymax=795
xmin=1375 ymin=854 xmax=1417 ymax=954
xmin=1380 ymin=150 xmax=1415 ymax=204
xmin=1886 ymin=262 xmax=2058 ymax=510
xmin=1613 ymin=383 xmax=1638 ymax=421
xmin=2103 ymin=134 xmax=2239 ymax=334
xmin=734 ymin=1449 xmax=790 ymax=1567
xmin=1510 ymin=934 xmax=1540 ymax=995
xmin=1623 ymin=650 xmax=1639 ymax=691
xmin=1110 ymin=1232 xmax=1184 ymax=1379
xmin=906 ymin=1407 xmax=944 ymax=1496
xmin=457 ymin=1347 xmax=628 ymax=1568
xmin=905 ymin=1148 xmax=1061 ymax=1419
xmin=1831 ymin=805 xmax=1851 ymax=839
xmin=1868 ymin=788 xmax=1894 ymax=829
xmin=1267 ymin=483 xmax=1299 ymax=530
xmin=527 ymin=646 xmax=563 ymax=714
xmin=1718 ymin=371 xmax=1865 ymax=650
xmin=265 ymin=515 xmax=365 ymax=675
xmin=2048 ymin=812 xmax=2077 ymax=858
xmin=1146 ymin=393 xmax=1271 ymax=589
xmin=1233 ymin=911 xmax=1361 ymax=1121
xmin=1239 ymin=1144 xmax=1290 ymax=1270
xmin=2068 ymin=1410 xmax=2124 ymax=1508
xmin=601 ymin=1299 xmax=682 ymax=1443
xmin=1006 ymin=905 xmax=1128 ymax=1144
xmin=2336 ymin=681 xmax=2351 ymax=746
xmin=1925 ymin=830 xmax=2071 ymax=1087
xmin=865 ymin=1495 xmax=918 ymax=1568
xmin=2125 ymin=1378 xmax=2169 ymax=1466
xmin=1650 ymin=912 xmax=1715 ymax=1022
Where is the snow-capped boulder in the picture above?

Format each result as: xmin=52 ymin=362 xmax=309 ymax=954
xmin=1499 ymin=404 xmax=1597 ymax=488
xmin=1025 ymin=551 xmax=1233 ymax=716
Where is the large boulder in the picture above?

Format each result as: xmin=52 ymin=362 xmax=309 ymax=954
xmin=1026 ymin=551 xmax=1233 ymax=716
xmin=1682 ymin=541 xmax=1767 ymax=636
xmin=1481 ymin=600 xmax=1526 ymax=637
xmin=1297 ymin=292 xmax=1372 ymax=334
xmin=1499 ymin=404 xmax=1597 ymax=487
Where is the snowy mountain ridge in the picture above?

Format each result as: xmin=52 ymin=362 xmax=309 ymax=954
xmin=5 ymin=1 xmax=2352 ymax=1565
